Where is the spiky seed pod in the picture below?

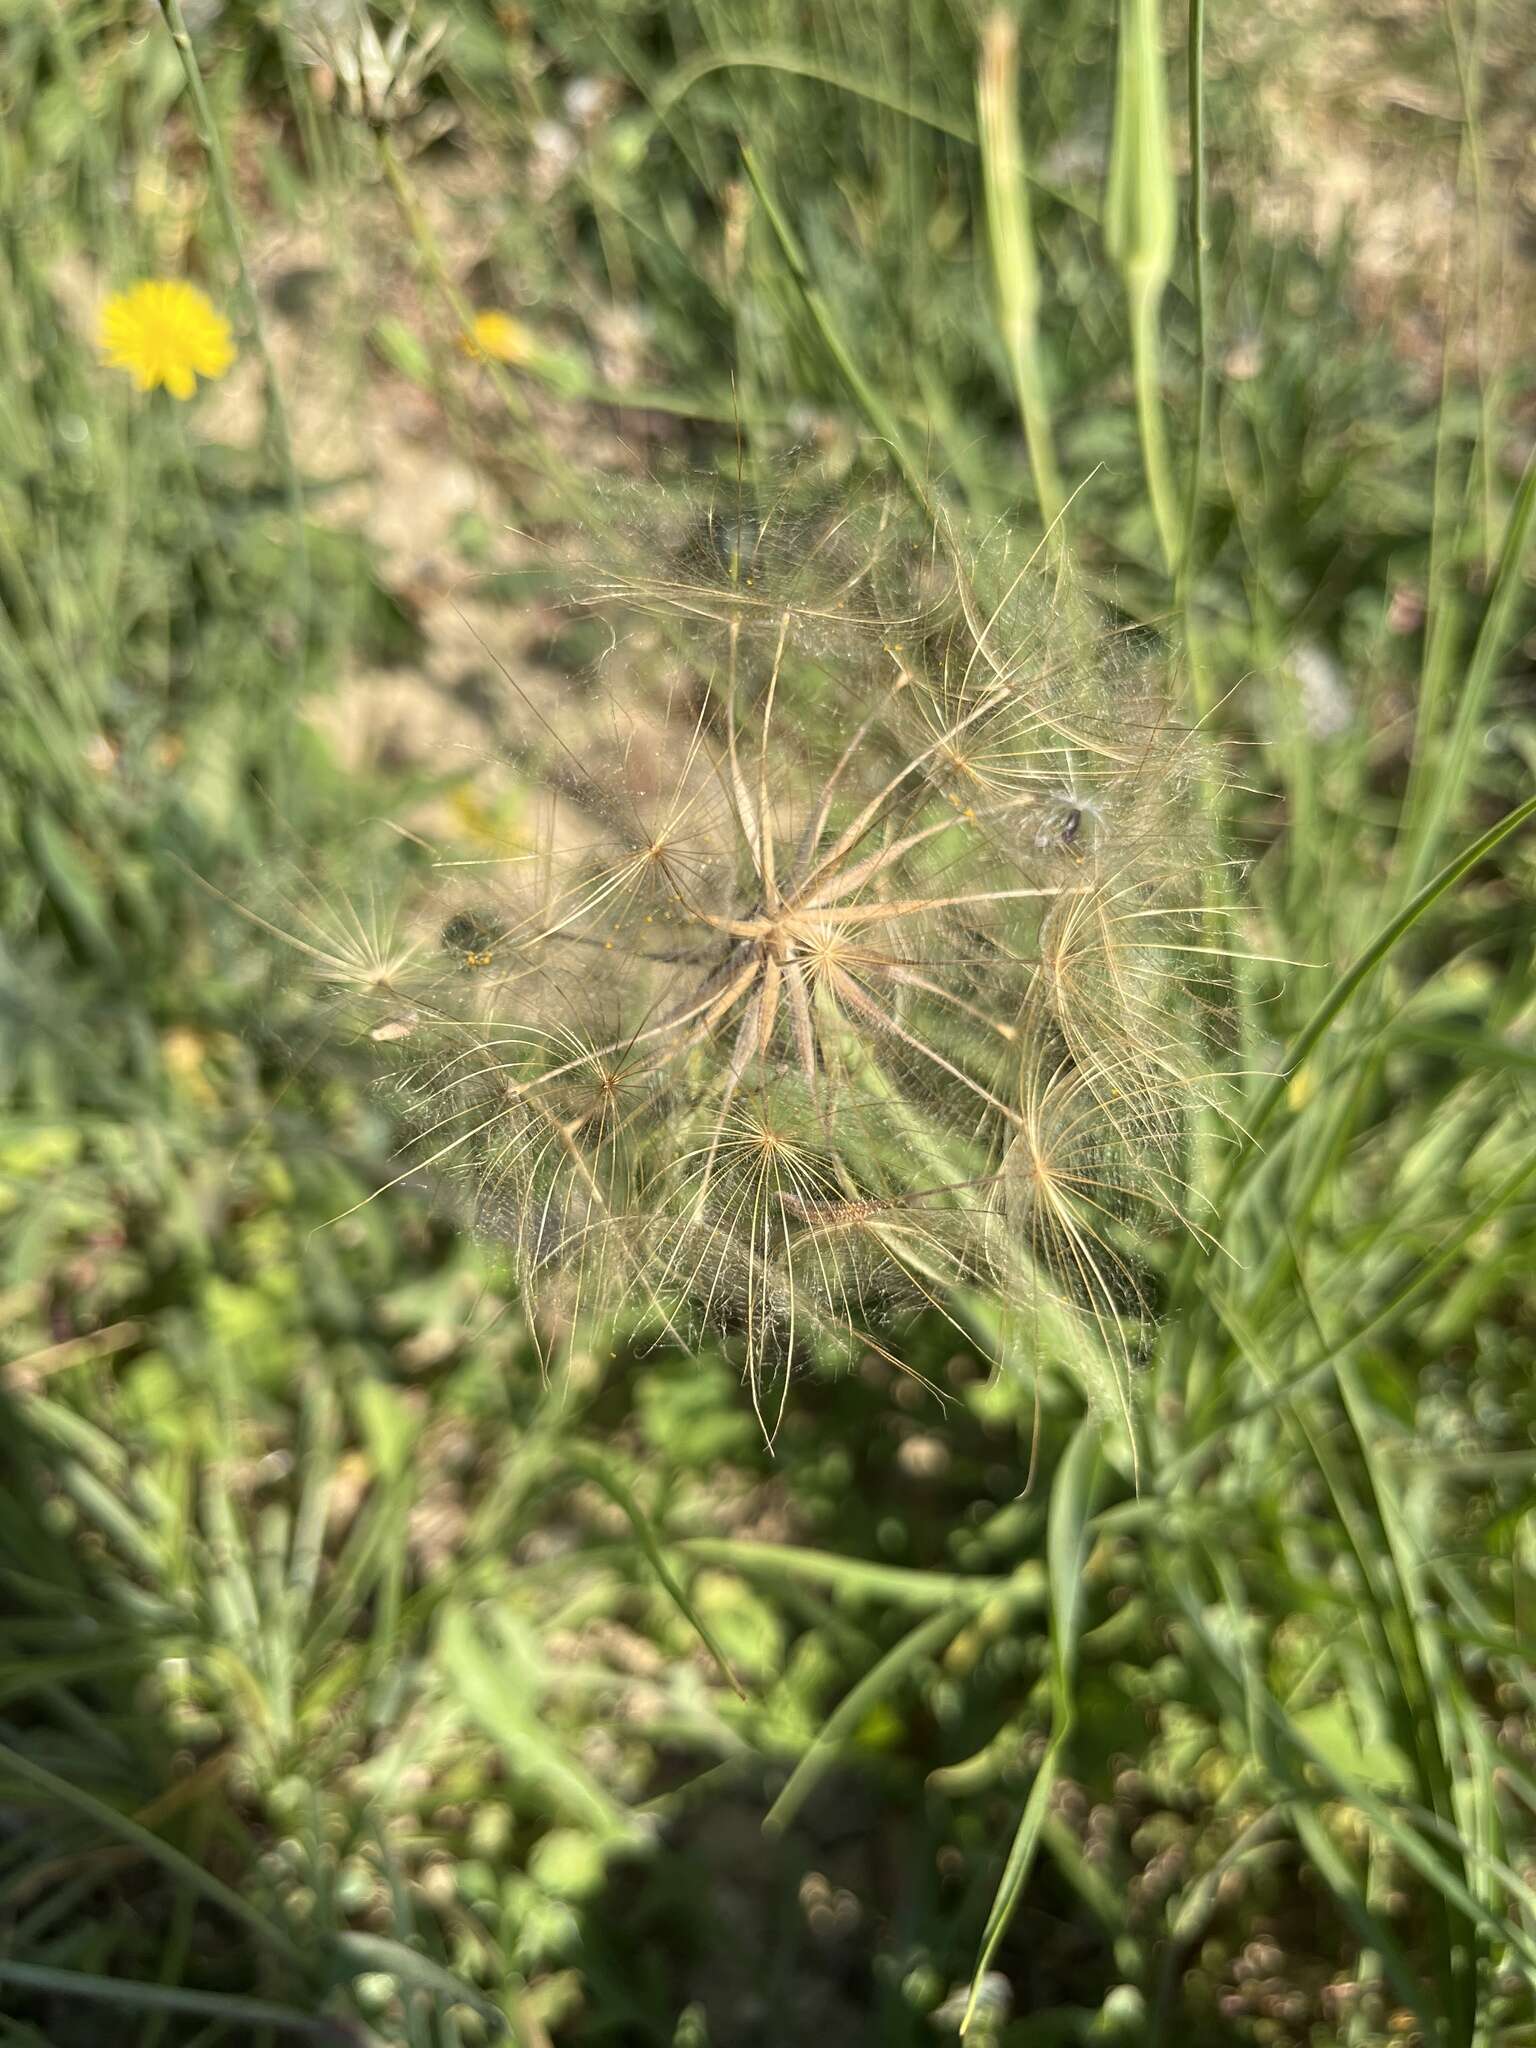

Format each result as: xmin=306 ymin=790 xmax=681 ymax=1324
xmin=344 ymin=475 xmax=1227 ymax=1440
xmin=287 ymin=1 xmax=452 ymax=134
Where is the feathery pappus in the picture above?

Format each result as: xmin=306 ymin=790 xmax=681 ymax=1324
xmin=270 ymin=471 xmax=1236 ymax=1454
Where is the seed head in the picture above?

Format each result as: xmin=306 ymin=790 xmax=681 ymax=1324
xmin=335 ymin=475 xmax=1230 ymax=1444
xmin=287 ymin=1 xmax=451 ymax=133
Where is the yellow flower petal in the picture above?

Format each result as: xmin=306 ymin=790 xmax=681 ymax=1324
xmin=460 ymin=309 xmax=531 ymax=365
xmin=99 ymin=279 xmax=235 ymax=399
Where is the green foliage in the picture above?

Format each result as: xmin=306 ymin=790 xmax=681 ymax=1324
xmin=1 ymin=0 xmax=1534 ymax=2044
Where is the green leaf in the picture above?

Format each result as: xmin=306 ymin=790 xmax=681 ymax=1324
xmin=559 ymin=1445 xmax=748 ymax=1697
xmin=436 ymin=1606 xmax=637 ymax=1844
xmin=960 ymin=1420 xmax=1101 ymax=2034
xmin=329 ymin=1932 xmax=507 ymax=2034
xmin=764 ymin=1603 xmax=969 ymax=1835
xmin=0 ymin=1962 xmax=346 ymax=2039
xmin=23 ymin=807 xmax=117 ymax=968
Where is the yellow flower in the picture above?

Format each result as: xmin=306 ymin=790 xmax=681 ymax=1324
xmin=459 ymin=309 xmax=531 ymax=365
xmin=99 ymin=280 xmax=235 ymax=399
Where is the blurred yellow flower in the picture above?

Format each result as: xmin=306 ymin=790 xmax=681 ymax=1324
xmin=99 ymin=280 xmax=235 ymax=399
xmin=460 ymin=309 xmax=531 ymax=365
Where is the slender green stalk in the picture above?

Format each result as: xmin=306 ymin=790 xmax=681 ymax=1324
xmin=677 ymin=1536 xmax=1043 ymax=1611
xmin=1127 ymin=282 xmax=1180 ymax=572
xmin=1178 ymin=0 xmax=1210 ymax=676
xmin=740 ymin=143 xmax=937 ymax=521
xmin=1442 ymin=0 xmax=1497 ymax=555
xmin=960 ymin=1423 xmax=1100 ymax=2034
xmin=1165 ymin=0 xmax=1232 ymax=1323
xmin=1399 ymin=436 xmax=1536 ymax=899
xmin=0 ymin=1962 xmax=343 ymax=2039
xmin=976 ymin=12 xmax=1065 ymax=532
xmin=155 ymin=0 xmax=306 ymax=570
xmin=765 ymin=1604 xmax=969 ymax=1834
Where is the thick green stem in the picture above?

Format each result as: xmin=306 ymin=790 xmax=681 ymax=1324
xmin=1178 ymin=0 xmax=1210 ymax=699
xmin=977 ymin=10 xmax=1066 ymax=534
xmin=1129 ymin=271 xmax=1180 ymax=575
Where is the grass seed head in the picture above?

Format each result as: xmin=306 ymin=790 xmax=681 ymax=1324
xmin=287 ymin=0 xmax=452 ymax=132
xmin=329 ymin=473 xmax=1231 ymax=1439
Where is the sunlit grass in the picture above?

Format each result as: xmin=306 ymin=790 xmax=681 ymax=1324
xmin=1 ymin=1 xmax=1533 ymax=2044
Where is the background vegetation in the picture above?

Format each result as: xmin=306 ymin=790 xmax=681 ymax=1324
xmin=2 ymin=1 xmax=1535 ymax=2043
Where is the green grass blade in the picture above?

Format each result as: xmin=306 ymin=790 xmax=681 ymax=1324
xmin=435 ymin=1606 xmax=637 ymax=1844
xmin=558 ymin=1445 xmax=747 ymax=1698
xmin=0 ymin=1739 xmax=301 ymax=1968
xmin=1399 ymin=416 xmax=1536 ymax=898
xmin=676 ymin=1537 xmax=1041 ymax=1611
xmin=739 ymin=143 xmax=936 ymax=519
xmin=1169 ymin=1141 xmax=1536 ymax=1475
xmin=328 ymin=1933 xmax=507 ymax=2035
xmin=0 ymin=1962 xmax=347 ymax=2039
xmin=764 ymin=1603 xmax=970 ymax=1835
xmin=1223 ymin=788 xmax=1536 ymax=1197
xmin=654 ymin=49 xmax=976 ymax=143
xmin=960 ymin=1419 xmax=1100 ymax=2034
